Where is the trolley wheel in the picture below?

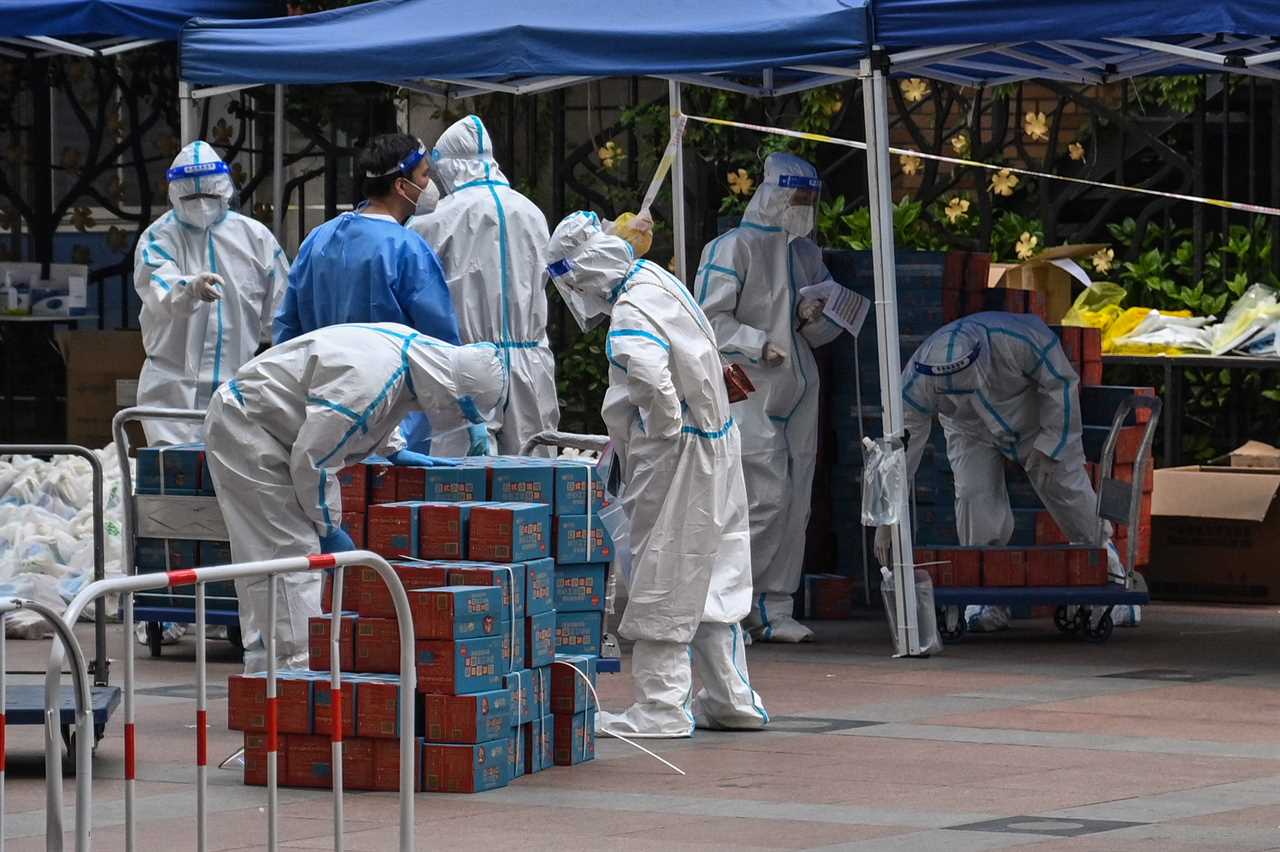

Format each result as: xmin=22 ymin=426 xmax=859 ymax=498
xmin=1054 ymin=606 xmax=1079 ymax=634
xmin=60 ymin=724 xmax=99 ymax=773
xmin=1084 ymin=612 xmax=1114 ymax=644
xmin=938 ymin=607 xmax=966 ymax=642
xmin=145 ymin=621 xmax=164 ymax=658
xmin=227 ymin=623 xmax=243 ymax=653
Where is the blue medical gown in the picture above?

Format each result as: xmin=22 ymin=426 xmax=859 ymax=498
xmin=274 ymin=213 xmax=462 ymax=451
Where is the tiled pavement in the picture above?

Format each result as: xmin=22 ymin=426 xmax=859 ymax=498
xmin=5 ymin=602 xmax=1280 ymax=850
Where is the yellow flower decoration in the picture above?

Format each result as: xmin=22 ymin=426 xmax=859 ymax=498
xmin=106 ymin=226 xmax=130 ymax=253
xmin=1015 ymin=231 xmax=1039 ymax=260
xmin=899 ymin=154 xmax=923 ymax=176
xmin=944 ymin=197 xmax=970 ymax=224
xmin=1069 ymin=142 xmax=1086 ymax=161
xmin=950 ymin=133 xmax=970 ymax=157
xmin=900 ymin=78 xmax=930 ymax=104
xmin=70 ymin=207 xmax=95 ymax=232
xmin=990 ymin=168 xmax=1019 ymax=197
xmin=727 ymin=168 xmax=754 ymax=196
xmin=823 ymin=97 xmax=843 ymax=116
xmin=1024 ymin=111 xmax=1049 ymax=142
xmin=1091 ymin=247 xmax=1115 ymax=273
xmin=597 ymin=141 xmax=624 ymax=170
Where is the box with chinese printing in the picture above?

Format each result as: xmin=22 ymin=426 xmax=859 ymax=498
xmin=531 ymin=666 xmax=552 ymax=718
xmin=554 ymin=564 xmax=606 ymax=612
xmin=424 ymin=688 xmax=512 ymax=743
xmin=525 ymin=714 xmax=553 ymax=773
xmin=308 ymin=613 xmax=355 ymax=671
xmin=450 ymin=562 xmax=526 ymax=621
xmin=469 ymin=503 xmax=550 ymax=563
xmin=802 ymin=573 xmax=853 ymax=620
xmin=366 ymin=501 xmax=425 ymax=560
xmin=553 ymin=710 xmax=596 ymax=766
xmin=337 ymin=463 xmax=368 ymax=509
xmin=415 ymin=636 xmax=503 ymax=695
xmin=421 ymin=739 xmax=510 ymax=793
xmin=314 ymin=679 xmax=355 ymax=739
xmin=555 ymin=611 xmax=603 ymax=657
xmin=420 ymin=501 xmax=482 ymax=560
xmin=284 ymin=735 xmax=332 ymax=788
xmin=509 ymin=721 xmax=526 ymax=777
xmin=421 ymin=467 xmax=488 ymax=503
xmin=408 ymin=586 xmax=502 ymax=640
xmin=355 ymin=618 xmax=401 ymax=674
xmin=322 ymin=565 xmax=362 ymax=614
xmin=554 ymin=515 xmax=613 ymax=565
xmin=489 ymin=459 xmax=555 ymax=506
xmin=553 ymin=462 xmax=611 ymax=516
xmin=227 ymin=672 xmax=313 ymax=734
xmin=355 ymin=676 xmax=401 ymax=739
xmin=133 ymin=538 xmax=173 ymax=607
xmin=136 ymin=443 xmax=205 ymax=495
xmin=526 ymin=611 xmax=555 ymax=668
xmin=366 ymin=458 xmax=397 ymax=503
xmin=243 ymin=731 xmax=283 ymax=786
xmin=500 ymin=618 xmax=526 ymax=673
xmin=504 ymin=669 xmax=534 ymax=725
xmin=343 ymin=737 xmax=376 ymax=790
xmin=1066 ymin=546 xmax=1107 ymax=585
xmin=525 ymin=557 xmax=555 ymax=616
xmin=374 ymin=736 xmax=423 ymax=792
xmin=340 ymin=511 xmax=365 ymax=549
xmin=195 ymin=541 xmax=238 ymax=600
xmin=358 ymin=562 xmax=449 ymax=619
xmin=551 ymin=654 xmax=597 ymax=715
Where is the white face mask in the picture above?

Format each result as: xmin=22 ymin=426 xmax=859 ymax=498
xmin=179 ymin=195 xmax=227 ymax=229
xmin=780 ymin=204 xmax=815 ymax=239
xmin=400 ymin=178 xmax=439 ymax=218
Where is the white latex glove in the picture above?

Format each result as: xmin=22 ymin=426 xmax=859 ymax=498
xmin=874 ymin=525 xmax=893 ymax=567
xmin=191 ymin=272 xmax=225 ymax=302
xmin=763 ymin=342 xmax=787 ymax=367
xmin=797 ymin=298 xmax=825 ymax=323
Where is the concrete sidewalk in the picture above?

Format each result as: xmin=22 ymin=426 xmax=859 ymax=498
xmin=5 ymin=602 xmax=1280 ymax=850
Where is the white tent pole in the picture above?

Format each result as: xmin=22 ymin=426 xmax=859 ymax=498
xmin=668 ymin=80 xmax=687 ymax=282
xmin=273 ymin=84 xmax=285 ymax=245
xmin=860 ymin=55 xmax=922 ymax=657
xmin=179 ymin=80 xmax=195 ymax=144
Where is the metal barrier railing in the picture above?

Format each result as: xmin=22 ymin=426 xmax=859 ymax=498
xmin=44 ymin=550 xmax=417 ymax=852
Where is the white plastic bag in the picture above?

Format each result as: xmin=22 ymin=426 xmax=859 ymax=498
xmin=879 ymin=567 xmax=943 ymax=656
xmin=861 ymin=437 xmax=906 ymax=526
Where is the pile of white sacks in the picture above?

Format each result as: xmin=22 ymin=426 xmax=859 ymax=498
xmin=0 ymin=448 xmax=128 ymax=638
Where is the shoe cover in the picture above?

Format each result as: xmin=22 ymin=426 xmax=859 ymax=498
xmin=1112 ymin=605 xmax=1142 ymax=627
xmin=748 ymin=593 xmax=814 ymax=643
xmin=965 ymin=605 xmax=1011 ymax=632
xmin=690 ymin=623 xmax=768 ymax=730
xmin=241 ymin=644 xmax=312 ymax=675
xmin=597 ymin=639 xmax=694 ymax=739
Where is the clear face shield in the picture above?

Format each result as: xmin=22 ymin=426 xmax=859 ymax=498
xmin=547 ymin=257 xmax=612 ymax=332
xmin=776 ymin=173 xmax=822 ymax=240
xmin=167 ymin=160 xmax=232 ymax=228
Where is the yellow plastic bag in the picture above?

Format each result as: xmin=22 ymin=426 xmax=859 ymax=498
xmin=1061 ymin=282 xmax=1126 ymax=331
xmin=1105 ymin=307 xmax=1199 ymax=354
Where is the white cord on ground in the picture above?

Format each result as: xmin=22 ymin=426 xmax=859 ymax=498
xmin=552 ymin=660 xmax=686 ymax=776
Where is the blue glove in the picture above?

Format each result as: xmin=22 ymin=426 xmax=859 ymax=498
xmin=466 ymin=423 xmax=491 ymax=457
xmin=318 ymin=527 xmax=355 ymax=554
xmin=388 ymin=448 xmax=459 ymax=468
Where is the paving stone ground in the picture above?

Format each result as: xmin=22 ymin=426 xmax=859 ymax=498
xmin=5 ymin=602 xmax=1280 ymax=850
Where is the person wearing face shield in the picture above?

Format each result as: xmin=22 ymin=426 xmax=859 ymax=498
xmin=880 ymin=312 xmax=1123 ymax=632
xmin=273 ymin=133 xmax=466 ymax=454
xmin=133 ymin=141 xmax=289 ymax=445
xmin=546 ymin=211 xmax=767 ymax=738
xmin=409 ymin=116 xmax=559 ymax=457
xmin=203 ymin=322 xmax=506 ymax=671
xmin=695 ymin=153 xmax=843 ymax=644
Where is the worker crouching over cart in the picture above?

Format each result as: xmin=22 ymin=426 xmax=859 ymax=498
xmin=203 ymin=322 xmax=507 ymax=672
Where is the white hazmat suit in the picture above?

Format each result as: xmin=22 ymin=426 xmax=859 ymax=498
xmin=203 ymin=323 xmax=506 ymax=670
xmin=411 ymin=115 xmax=559 ymax=456
xmin=135 ymin=141 xmax=288 ymax=445
xmin=695 ymin=153 xmax=842 ymax=643
xmin=547 ymin=212 xmax=767 ymax=737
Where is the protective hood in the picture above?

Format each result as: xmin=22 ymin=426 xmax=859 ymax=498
xmin=742 ymin=152 xmax=821 ymax=238
xmin=546 ymin=211 xmax=636 ymax=331
xmin=431 ymin=115 xmax=509 ymax=193
xmin=405 ymin=339 xmax=507 ymax=437
xmin=167 ymin=141 xmax=233 ymax=229
xmin=911 ymin=319 xmax=990 ymax=396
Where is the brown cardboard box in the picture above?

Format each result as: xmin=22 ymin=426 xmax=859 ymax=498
xmin=57 ymin=331 xmax=145 ymax=448
xmin=1229 ymin=440 xmax=1280 ymax=469
xmin=988 ymin=244 xmax=1108 ymax=323
xmin=1150 ymin=466 xmax=1280 ymax=603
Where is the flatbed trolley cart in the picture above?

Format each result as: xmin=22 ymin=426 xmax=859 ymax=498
xmin=931 ymin=395 xmax=1161 ymax=644
xmin=521 ymin=430 xmax=622 ymax=674
xmin=113 ymin=407 xmax=242 ymax=658
xmin=1 ymin=444 xmax=119 ymax=760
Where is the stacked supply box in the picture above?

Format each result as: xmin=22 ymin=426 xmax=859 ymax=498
xmin=913 ymin=545 xmax=1108 ymax=588
xmin=550 ymin=654 xmax=597 ymax=766
xmin=550 ymin=459 xmax=610 ymax=662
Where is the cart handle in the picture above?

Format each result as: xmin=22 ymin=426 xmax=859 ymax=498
xmin=520 ymin=429 xmax=611 ymax=455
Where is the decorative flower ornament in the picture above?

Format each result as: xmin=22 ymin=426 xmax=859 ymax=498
xmin=899 ymin=154 xmax=923 ymax=176
xmin=990 ymin=168 xmax=1019 ymax=196
xmin=950 ymin=133 xmax=970 ymax=157
xmin=1091 ymin=247 xmax=1115 ymax=273
xmin=1069 ymin=142 xmax=1086 ymax=161
xmin=901 ymin=78 xmax=930 ymax=104
xmin=727 ymin=168 xmax=754 ymax=196
xmin=944 ymin=197 xmax=970 ymax=224
xmin=1015 ymin=232 xmax=1039 ymax=260
xmin=1024 ymin=111 xmax=1049 ymax=142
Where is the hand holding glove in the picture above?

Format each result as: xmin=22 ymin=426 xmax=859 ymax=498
xmin=874 ymin=525 xmax=893 ymax=567
xmin=318 ymin=527 xmax=355 ymax=554
xmin=797 ymin=298 xmax=826 ymax=323
xmin=191 ymin=272 xmax=225 ymax=303
xmin=466 ymin=423 xmax=491 ymax=456
xmin=388 ymin=449 xmax=460 ymax=468
xmin=763 ymin=342 xmax=787 ymax=368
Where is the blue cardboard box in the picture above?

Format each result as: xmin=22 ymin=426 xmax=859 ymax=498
xmin=407 ymin=586 xmax=502 ymax=640
xmin=524 ymin=557 xmax=555 ymax=616
xmin=449 ymin=562 xmax=526 ymax=621
xmin=489 ymin=459 xmax=556 ymax=506
xmin=136 ymin=443 xmax=205 ymax=495
xmin=554 ymin=564 xmax=607 ymax=612
xmin=509 ymin=721 xmax=526 ymax=777
xmin=504 ymin=668 xmax=534 ymax=725
xmin=470 ymin=503 xmax=551 ymax=563
xmin=524 ymin=714 xmax=553 ymax=773
xmin=414 ymin=636 xmax=503 ymax=695
xmin=555 ymin=611 xmax=603 ymax=657
xmin=134 ymin=538 xmax=173 ymax=607
xmin=423 ymin=467 xmax=488 ymax=503
xmin=423 ymin=687 xmax=512 ymax=743
xmin=421 ymin=501 xmax=483 ymax=560
xmin=421 ymin=738 xmax=511 ymax=793
xmin=525 ymin=611 xmax=555 ymax=668
xmin=554 ymin=514 xmax=614 ymax=565
xmin=552 ymin=461 xmax=611 ymax=516
xmin=553 ymin=710 xmax=596 ymax=766
xmin=531 ymin=665 xmax=551 ymax=719
xmin=551 ymin=653 xmax=597 ymax=715
xmin=500 ymin=618 xmax=526 ymax=673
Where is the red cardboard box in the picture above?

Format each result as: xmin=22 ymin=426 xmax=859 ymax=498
xmin=1026 ymin=547 xmax=1069 ymax=586
xmin=340 ymin=511 xmax=365 ymax=549
xmin=468 ymin=503 xmax=550 ymax=563
xmin=314 ymin=679 xmax=355 ymax=739
xmin=285 ymin=735 xmax=333 ymax=788
xmin=358 ymin=563 xmax=449 ymax=619
xmin=356 ymin=678 xmax=401 ymax=739
xmin=553 ymin=712 xmax=595 ymax=766
xmin=308 ymin=614 xmax=355 ymax=672
xmin=942 ymin=288 xmax=961 ymax=322
xmin=1053 ymin=325 xmax=1082 ymax=364
xmin=421 ymin=740 xmax=510 ymax=793
xmin=373 ymin=736 xmax=421 ymax=792
xmin=228 ymin=673 xmax=313 ymax=734
xmin=338 ymin=464 xmax=368 ymax=510
xmin=420 ymin=502 xmax=472 ymax=560
xmin=415 ymin=637 xmax=504 ymax=695
xmin=1081 ymin=327 xmax=1102 ymax=362
xmin=1113 ymin=463 xmax=1155 ymax=493
xmin=1035 ymin=512 xmax=1068 ymax=545
xmin=424 ymin=689 xmax=512 ymax=744
xmin=395 ymin=467 xmax=426 ymax=502
xmin=1082 ymin=359 xmax=1103 ymax=386
xmin=408 ymin=586 xmax=502 ymax=640
xmin=982 ymin=549 xmax=1027 ymax=586
xmin=243 ymin=732 xmax=283 ymax=787
xmin=802 ymin=574 xmax=853 ymax=619
xmin=933 ymin=548 xmax=982 ymax=586
xmin=355 ymin=618 xmax=401 ymax=674
xmin=366 ymin=502 xmax=423 ymax=560
xmin=368 ymin=462 xmax=398 ymax=503
xmin=321 ymin=566 xmax=362 ymax=614
xmin=1026 ymin=290 xmax=1047 ymax=321
xmin=343 ymin=737 xmax=376 ymax=790
xmin=1066 ymin=547 xmax=1108 ymax=585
